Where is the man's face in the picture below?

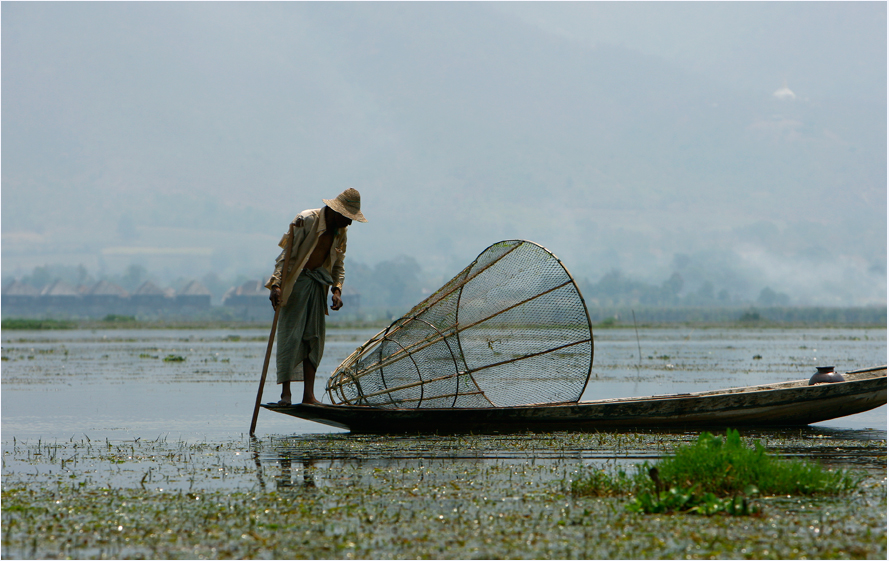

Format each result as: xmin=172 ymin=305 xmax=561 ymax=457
xmin=327 ymin=207 xmax=353 ymax=229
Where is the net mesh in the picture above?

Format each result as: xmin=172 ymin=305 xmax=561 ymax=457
xmin=326 ymin=240 xmax=594 ymax=408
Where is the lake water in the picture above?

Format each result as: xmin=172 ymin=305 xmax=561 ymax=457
xmin=2 ymin=326 xmax=885 ymax=443
xmin=3 ymin=326 xmax=885 ymax=559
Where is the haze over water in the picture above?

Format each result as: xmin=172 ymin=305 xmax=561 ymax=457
xmin=2 ymin=3 xmax=886 ymax=307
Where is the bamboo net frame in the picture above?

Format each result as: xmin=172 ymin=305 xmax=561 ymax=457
xmin=325 ymin=240 xmax=594 ymax=408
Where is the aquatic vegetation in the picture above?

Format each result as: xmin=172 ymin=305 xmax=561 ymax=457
xmin=627 ymin=485 xmax=760 ymax=516
xmin=2 ymin=430 xmax=886 ymax=559
xmin=2 ymin=432 xmax=886 ymax=559
xmin=568 ymin=467 xmax=646 ymax=496
xmin=162 ymin=355 xmax=186 ymax=362
xmin=657 ymin=429 xmax=863 ymax=496
xmin=572 ymin=429 xmax=866 ymax=519
xmin=1 ymin=326 xmax=885 ymax=558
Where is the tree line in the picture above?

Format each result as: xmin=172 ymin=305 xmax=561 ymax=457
xmin=0 ymin=259 xmax=852 ymax=316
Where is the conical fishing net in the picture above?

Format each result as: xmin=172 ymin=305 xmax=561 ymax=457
xmin=326 ymin=240 xmax=594 ymax=408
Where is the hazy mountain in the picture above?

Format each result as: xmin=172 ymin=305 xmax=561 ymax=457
xmin=2 ymin=2 xmax=885 ymax=306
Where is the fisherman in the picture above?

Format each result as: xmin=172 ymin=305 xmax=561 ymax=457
xmin=266 ymin=188 xmax=367 ymax=405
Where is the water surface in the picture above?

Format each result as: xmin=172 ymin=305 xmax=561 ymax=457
xmin=2 ymin=327 xmax=885 ymax=443
xmin=2 ymin=328 xmax=885 ymax=559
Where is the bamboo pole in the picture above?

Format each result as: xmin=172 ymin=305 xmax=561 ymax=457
xmin=249 ymin=222 xmax=296 ymax=436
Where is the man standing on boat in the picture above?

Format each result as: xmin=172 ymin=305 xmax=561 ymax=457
xmin=266 ymin=188 xmax=367 ymax=405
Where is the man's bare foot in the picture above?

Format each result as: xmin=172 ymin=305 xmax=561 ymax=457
xmin=301 ymin=395 xmax=321 ymax=405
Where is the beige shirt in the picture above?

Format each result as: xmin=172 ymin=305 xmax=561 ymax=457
xmin=265 ymin=208 xmax=347 ymax=309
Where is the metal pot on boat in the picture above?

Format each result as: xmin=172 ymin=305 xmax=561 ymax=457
xmin=808 ymin=366 xmax=845 ymax=385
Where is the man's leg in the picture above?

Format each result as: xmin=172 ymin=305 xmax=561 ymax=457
xmin=281 ymin=381 xmax=292 ymax=405
xmin=302 ymin=359 xmax=320 ymax=404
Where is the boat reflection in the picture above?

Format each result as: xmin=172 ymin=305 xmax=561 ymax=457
xmin=277 ymin=457 xmax=318 ymax=491
xmin=249 ymin=426 xmax=886 ymax=490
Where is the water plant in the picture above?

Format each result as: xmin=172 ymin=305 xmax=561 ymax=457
xmin=627 ymin=485 xmax=760 ymax=516
xmin=2 ymin=432 xmax=885 ymax=559
xmin=569 ymin=467 xmax=647 ymax=497
xmin=655 ymin=429 xmax=862 ymax=496
xmin=573 ymin=429 xmax=864 ymax=517
xmin=162 ymin=354 xmax=186 ymax=362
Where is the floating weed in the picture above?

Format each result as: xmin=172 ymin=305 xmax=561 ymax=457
xmin=573 ymin=429 xmax=869 ymax=520
xmin=2 ymin=433 xmax=886 ymax=559
xmin=657 ymin=429 xmax=864 ymax=496
xmin=628 ymin=482 xmax=762 ymax=516
xmin=568 ymin=466 xmax=647 ymax=497
xmin=2 ymin=326 xmax=884 ymax=556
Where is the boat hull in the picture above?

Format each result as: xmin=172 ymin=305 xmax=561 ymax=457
xmin=262 ymin=366 xmax=887 ymax=434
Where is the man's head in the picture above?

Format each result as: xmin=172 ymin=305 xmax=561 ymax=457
xmin=323 ymin=188 xmax=367 ymax=224
xmin=324 ymin=205 xmax=353 ymax=230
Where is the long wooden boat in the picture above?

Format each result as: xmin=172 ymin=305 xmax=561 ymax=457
xmin=262 ymin=366 xmax=887 ymax=434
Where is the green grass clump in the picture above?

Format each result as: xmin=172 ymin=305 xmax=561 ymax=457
xmin=657 ymin=429 xmax=862 ymax=496
xmin=571 ymin=429 xmax=863 ymax=516
xmin=570 ymin=467 xmax=646 ymax=496
xmin=1 ymin=318 xmax=75 ymax=330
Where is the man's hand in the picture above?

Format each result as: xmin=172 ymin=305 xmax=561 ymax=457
xmin=269 ymin=286 xmax=282 ymax=310
xmin=331 ymin=288 xmax=344 ymax=311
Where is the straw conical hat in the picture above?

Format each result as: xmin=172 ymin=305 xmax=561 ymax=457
xmin=323 ymin=188 xmax=367 ymax=223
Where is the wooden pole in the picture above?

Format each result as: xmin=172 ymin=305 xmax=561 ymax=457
xmin=249 ymin=222 xmax=296 ymax=436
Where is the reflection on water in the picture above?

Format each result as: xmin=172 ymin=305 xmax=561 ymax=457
xmin=1 ymin=424 xmax=884 ymax=497
xmin=251 ymin=427 xmax=888 ymax=492
xmin=276 ymin=457 xmax=318 ymax=491
xmin=1 ymin=325 xmax=886 ymax=495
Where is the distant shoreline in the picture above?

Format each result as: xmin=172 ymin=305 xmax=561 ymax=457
xmin=2 ymin=305 xmax=886 ymax=331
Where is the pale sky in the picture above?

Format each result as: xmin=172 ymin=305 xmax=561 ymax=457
xmin=2 ymin=2 xmax=885 ymax=305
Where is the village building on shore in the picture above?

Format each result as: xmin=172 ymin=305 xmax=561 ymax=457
xmin=1 ymin=278 xmax=361 ymax=321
